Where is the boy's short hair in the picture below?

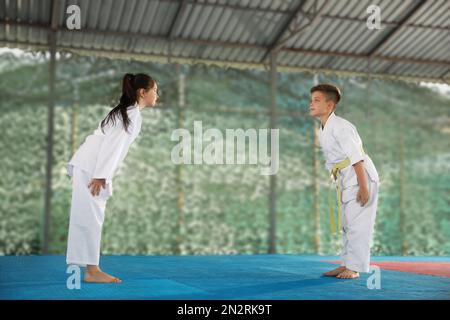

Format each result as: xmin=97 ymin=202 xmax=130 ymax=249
xmin=310 ymin=84 xmax=341 ymax=105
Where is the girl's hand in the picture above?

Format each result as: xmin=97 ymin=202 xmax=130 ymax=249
xmin=88 ymin=178 xmax=106 ymax=196
xmin=356 ymin=186 xmax=369 ymax=206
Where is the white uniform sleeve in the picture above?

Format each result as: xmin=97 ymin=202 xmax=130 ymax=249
xmin=333 ymin=126 xmax=364 ymax=166
xmin=92 ymin=120 xmax=134 ymax=182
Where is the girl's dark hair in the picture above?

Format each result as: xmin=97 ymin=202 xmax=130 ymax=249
xmin=101 ymin=73 xmax=155 ymax=133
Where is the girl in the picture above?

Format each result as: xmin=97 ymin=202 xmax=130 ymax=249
xmin=66 ymin=73 xmax=159 ymax=283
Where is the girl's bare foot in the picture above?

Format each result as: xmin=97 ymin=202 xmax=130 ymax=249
xmin=84 ymin=265 xmax=122 ymax=283
xmin=336 ymin=268 xmax=360 ymax=279
xmin=322 ymin=266 xmax=347 ymax=277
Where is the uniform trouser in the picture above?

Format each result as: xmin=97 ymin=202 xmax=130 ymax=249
xmin=339 ymin=172 xmax=379 ymax=273
xmin=66 ymin=166 xmax=110 ymax=267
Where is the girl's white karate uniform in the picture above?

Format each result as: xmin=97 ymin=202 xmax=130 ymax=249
xmin=66 ymin=104 xmax=142 ymax=266
xmin=318 ymin=112 xmax=379 ymax=273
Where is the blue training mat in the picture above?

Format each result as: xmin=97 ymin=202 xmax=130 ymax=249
xmin=1 ymin=255 xmax=449 ymax=300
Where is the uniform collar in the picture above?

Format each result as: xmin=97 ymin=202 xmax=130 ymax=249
xmin=127 ymin=102 xmax=142 ymax=112
xmin=320 ymin=111 xmax=336 ymax=131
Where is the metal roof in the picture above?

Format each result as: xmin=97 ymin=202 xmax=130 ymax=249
xmin=1 ymin=0 xmax=449 ymax=83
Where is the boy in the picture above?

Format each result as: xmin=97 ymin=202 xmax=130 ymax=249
xmin=309 ymin=84 xmax=379 ymax=279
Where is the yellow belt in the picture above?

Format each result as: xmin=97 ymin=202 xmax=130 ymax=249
xmin=328 ymin=148 xmax=365 ymax=234
xmin=328 ymin=158 xmax=350 ymax=234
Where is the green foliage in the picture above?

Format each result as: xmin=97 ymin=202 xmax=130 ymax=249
xmin=0 ymin=53 xmax=449 ymax=256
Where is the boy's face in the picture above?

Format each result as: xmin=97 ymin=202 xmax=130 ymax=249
xmin=309 ymin=91 xmax=335 ymax=118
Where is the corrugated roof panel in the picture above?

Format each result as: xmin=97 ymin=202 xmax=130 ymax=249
xmin=433 ymin=4 xmax=450 ymax=27
xmin=294 ymin=18 xmax=330 ymax=50
xmin=321 ymin=20 xmax=355 ymax=52
xmin=1 ymin=0 xmax=448 ymax=82
xmin=137 ymin=1 xmax=158 ymax=34
xmin=148 ymin=39 xmax=164 ymax=56
xmin=388 ymin=61 xmax=413 ymax=75
xmin=198 ymin=5 xmax=227 ymax=41
xmin=206 ymin=6 xmax=233 ymax=41
xmin=425 ymin=42 xmax=450 ymax=62
xmin=379 ymin=0 xmax=412 ymax=22
xmin=241 ymin=47 xmax=261 ymax=63
xmin=414 ymin=65 xmax=440 ymax=78
xmin=385 ymin=28 xmax=442 ymax=58
xmin=182 ymin=3 xmax=204 ymax=39
xmin=145 ymin=1 xmax=170 ymax=35
xmin=4 ymin=0 xmax=18 ymax=20
xmin=289 ymin=53 xmax=308 ymax=66
xmin=0 ymin=1 xmax=6 ymax=20
xmin=213 ymin=8 xmax=240 ymax=42
xmin=213 ymin=45 xmax=230 ymax=60
xmin=266 ymin=0 xmax=298 ymax=11
xmin=201 ymin=6 xmax=229 ymax=41
xmin=276 ymin=50 xmax=294 ymax=66
xmin=311 ymin=19 xmax=343 ymax=51
xmin=341 ymin=0 xmax=363 ymax=19
xmin=100 ymin=34 xmax=115 ymax=52
xmin=145 ymin=2 xmax=165 ymax=35
xmin=337 ymin=24 xmax=378 ymax=54
xmin=264 ymin=14 xmax=291 ymax=46
xmin=327 ymin=21 xmax=363 ymax=53
xmin=23 ymin=0 xmax=51 ymax=24
xmin=354 ymin=27 xmax=393 ymax=55
xmin=16 ymin=0 xmax=29 ymax=22
xmin=303 ymin=0 xmax=329 ymax=13
xmin=355 ymin=58 xmax=374 ymax=72
xmin=15 ymin=24 xmax=27 ymax=42
xmin=285 ymin=53 xmax=305 ymax=67
xmin=226 ymin=46 xmax=241 ymax=61
xmin=332 ymin=0 xmax=358 ymax=16
xmin=276 ymin=51 xmax=293 ymax=66
xmin=365 ymin=59 xmax=388 ymax=73
xmin=336 ymin=56 xmax=359 ymax=71
xmin=227 ymin=47 xmax=249 ymax=63
xmin=291 ymin=52 xmax=311 ymax=66
xmin=349 ymin=0 xmax=373 ymax=19
xmin=221 ymin=12 xmax=253 ymax=42
xmin=128 ymin=1 xmax=149 ymax=33
xmin=373 ymin=24 xmax=424 ymax=56
xmin=413 ymin=0 xmax=444 ymax=26
xmin=229 ymin=11 xmax=257 ymax=43
xmin=87 ymin=0 xmax=103 ymax=29
xmin=430 ymin=65 xmax=449 ymax=77
xmin=177 ymin=41 xmax=196 ymax=58
xmin=241 ymin=13 xmax=267 ymax=44
xmin=192 ymin=4 xmax=215 ymax=39
xmin=408 ymin=31 xmax=448 ymax=61
xmin=411 ymin=64 xmax=437 ymax=77
xmin=315 ymin=55 xmax=334 ymax=68
xmin=95 ymin=0 xmax=113 ymax=31
xmin=306 ymin=54 xmax=328 ymax=67
xmin=381 ymin=26 xmax=417 ymax=56
xmin=204 ymin=45 xmax=226 ymax=61
xmin=169 ymin=2 xmax=192 ymax=38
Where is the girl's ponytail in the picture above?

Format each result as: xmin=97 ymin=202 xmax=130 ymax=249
xmin=101 ymin=73 xmax=155 ymax=133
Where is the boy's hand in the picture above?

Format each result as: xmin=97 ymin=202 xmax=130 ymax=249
xmin=88 ymin=178 xmax=106 ymax=196
xmin=356 ymin=185 xmax=369 ymax=206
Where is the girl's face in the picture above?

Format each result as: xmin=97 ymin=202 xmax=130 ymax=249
xmin=138 ymin=82 xmax=159 ymax=108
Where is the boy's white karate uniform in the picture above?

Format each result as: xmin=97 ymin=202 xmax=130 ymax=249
xmin=318 ymin=112 xmax=379 ymax=273
xmin=66 ymin=104 xmax=142 ymax=266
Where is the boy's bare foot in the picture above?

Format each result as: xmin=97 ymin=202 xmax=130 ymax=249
xmin=336 ymin=268 xmax=360 ymax=279
xmin=322 ymin=266 xmax=346 ymax=277
xmin=84 ymin=266 xmax=122 ymax=283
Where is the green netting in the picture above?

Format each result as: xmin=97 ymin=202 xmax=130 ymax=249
xmin=0 ymin=54 xmax=449 ymax=256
